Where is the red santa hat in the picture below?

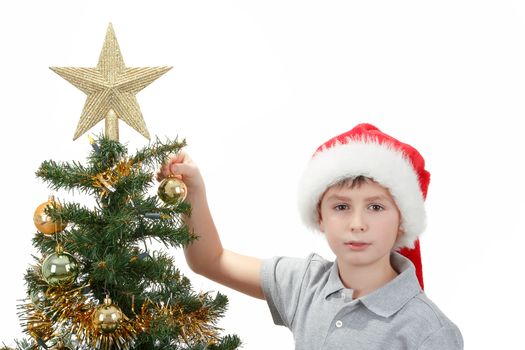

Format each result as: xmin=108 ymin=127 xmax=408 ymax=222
xmin=297 ymin=123 xmax=430 ymax=289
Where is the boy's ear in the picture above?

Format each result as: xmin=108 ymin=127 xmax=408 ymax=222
xmin=318 ymin=215 xmax=325 ymax=233
xmin=317 ymin=206 xmax=325 ymax=232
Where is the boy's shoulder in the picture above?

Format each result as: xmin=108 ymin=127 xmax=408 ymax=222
xmin=266 ymin=252 xmax=334 ymax=273
xmin=294 ymin=253 xmax=339 ymax=290
xmin=401 ymin=291 xmax=459 ymax=330
xmin=300 ymin=252 xmax=335 ymax=278
xmin=307 ymin=252 xmax=333 ymax=267
xmin=262 ymin=252 xmax=335 ymax=289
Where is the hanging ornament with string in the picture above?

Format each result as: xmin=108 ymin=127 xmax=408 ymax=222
xmin=92 ymin=295 xmax=124 ymax=334
xmin=41 ymin=244 xmax=79 ymax=287
xmin=33 ymin=195 xmax=68 ymax=235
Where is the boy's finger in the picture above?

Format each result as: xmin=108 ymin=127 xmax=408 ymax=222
xmin=169 ymin=163 xmax=181 ymax=175
xmin=171 ymin=151 xmax=191 ymax=167
xmin=156 ymin=151 xmax=189 ymax=182
xmin=170 ymin=163 xmax=195 ymax=178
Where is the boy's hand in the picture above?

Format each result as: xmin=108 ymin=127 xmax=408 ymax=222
xmin=156 ymin=151 xmax=204 ymax=193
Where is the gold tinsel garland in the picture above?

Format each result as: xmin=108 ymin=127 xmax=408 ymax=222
xmin=151 ymin=299 xmax=222 ymax=346
xmin=17 ymin=303 xmax=54 ymax=343
xmin=47 ymin=286 xmax=138 ymax=350
xmin=92 ymin=158 xmax=136 ymax=197
xmin=20 ymin=265 xmax=224 ymax=349
xmin=20 ymin=262 xmax=139 ymax=350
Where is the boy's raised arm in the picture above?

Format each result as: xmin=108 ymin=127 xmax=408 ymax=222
xmin=157 ymin=152 xmax=265 ymax=300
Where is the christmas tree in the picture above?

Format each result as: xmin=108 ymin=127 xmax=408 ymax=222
xmin=13 ymin=24 xmax=241 ymax=350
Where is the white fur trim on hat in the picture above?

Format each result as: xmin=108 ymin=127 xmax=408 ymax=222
xmin=297 ymin=138 xmax=426 ymax=249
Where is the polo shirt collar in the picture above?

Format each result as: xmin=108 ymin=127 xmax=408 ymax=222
xmin=324 ymin=251 xmax=422 ymax=318
xmin=325 ymin=260 xmax=347 ymax=299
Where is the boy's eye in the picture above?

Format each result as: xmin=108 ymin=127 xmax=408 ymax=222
xmin=369 ymin=204 xmax=384 ymax=211
xmin=334 ymin=204 xmax=348 ymax=211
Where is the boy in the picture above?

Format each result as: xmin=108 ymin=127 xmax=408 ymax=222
xmin=158 ymin=123 xmax=463 ymax=349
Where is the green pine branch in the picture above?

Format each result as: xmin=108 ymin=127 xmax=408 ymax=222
xmin=132 ymin=136 xmax=187 ymax=169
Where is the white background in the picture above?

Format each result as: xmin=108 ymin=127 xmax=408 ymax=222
xmin=1 ymin=0 xmax=524 ymax=348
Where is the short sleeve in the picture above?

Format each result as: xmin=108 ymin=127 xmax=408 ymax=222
xmin=260 ymin=254 xmax=315 ymax=328
xmin=418 ymin=325 xmax=464 ymax=350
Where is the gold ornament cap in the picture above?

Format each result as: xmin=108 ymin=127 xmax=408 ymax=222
xmin=55 ymin=244 xmax=64 ymax=254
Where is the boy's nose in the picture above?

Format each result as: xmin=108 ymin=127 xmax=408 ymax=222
xmin=349 ymin=214 xmax=367 ymax=232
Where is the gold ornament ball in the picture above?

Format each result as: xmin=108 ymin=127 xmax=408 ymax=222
xmin=158 ymin=176 xmax=187 ymax=205
xmin=33 ymin=199 xmax=67 ymax=235
xmin=92 ymin=297 xmax=123 ymax=334
xmin=41 ymin=251 xmax=79 ymax=286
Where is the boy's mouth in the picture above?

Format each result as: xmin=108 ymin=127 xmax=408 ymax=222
xmin=345 ymin=241 xmax=370 ymax=245
xmin=345 ymin=241 xmax=371 ymax=249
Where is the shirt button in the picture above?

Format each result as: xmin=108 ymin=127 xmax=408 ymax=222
xmin=335 ymin=320 xmax=343 ymax=328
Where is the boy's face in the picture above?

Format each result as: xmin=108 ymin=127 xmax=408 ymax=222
xmin=318 ymin=179 xmax=402 ymax=268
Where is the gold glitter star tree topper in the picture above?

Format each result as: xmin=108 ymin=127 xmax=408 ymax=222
xmin=50 ymin=23 xmax=172 ymax=141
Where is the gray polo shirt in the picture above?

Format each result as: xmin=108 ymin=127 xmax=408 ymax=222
xmin=261 ymin=251 xmax=463 ymax=349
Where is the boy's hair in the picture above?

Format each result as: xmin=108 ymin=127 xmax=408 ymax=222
xmin=330 ymin=175 xmax=371 ymax=190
